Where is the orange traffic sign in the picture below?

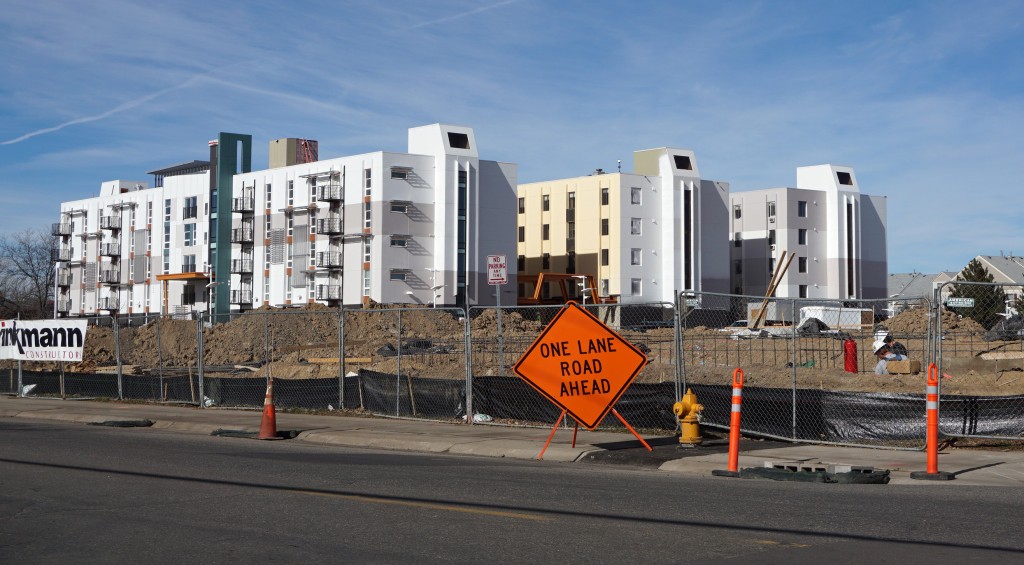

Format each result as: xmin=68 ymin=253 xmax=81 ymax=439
xmin=513 ymin=301 xmax=648 ymax=429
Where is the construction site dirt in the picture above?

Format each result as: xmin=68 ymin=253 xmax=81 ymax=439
xmin=6 ymin=304 xmax=1023 ymax=398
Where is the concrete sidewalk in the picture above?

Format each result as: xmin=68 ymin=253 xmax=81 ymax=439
xmin=2 ymin=395 xmax=1023 ymax=487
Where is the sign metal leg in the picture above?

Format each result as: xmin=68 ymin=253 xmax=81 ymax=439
xmin=538 ymin=410 xmax=567 ymax=460
xmin=612 ymin=409 xmax=653 ymax=452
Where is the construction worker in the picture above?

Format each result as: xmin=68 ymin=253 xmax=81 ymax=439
xmin=873 ymin=339 xmax=907 ymax=375
xmin=874 ymin=329 xmax=909 ymax=357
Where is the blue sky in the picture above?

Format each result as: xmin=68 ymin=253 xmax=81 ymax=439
xmin=2 ymin=0 xmax=1022 ymax=274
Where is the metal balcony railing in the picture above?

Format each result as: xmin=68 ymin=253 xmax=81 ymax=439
xmin=566 ymin=209 xmax=575 ymax=222
xmin=182 ymin=206 xmax=198 ymax=220
xmin=98 ymin=270 xmax=121 ymax=284
xmin=316 ymin=251 xmax=343 ymax=268
xmin=98 ymin=297 xmax=119 ymax=311
xmin=231 ymin=196 xmax=254 ymax=213
xmin=317 ymin=184 xmax=343 ymax=202
xmin=100 ymin=216 xmax=120 ymax=230
xmin=56 ymin=299 xmax=72 ymax=314
xmin=52 ymin=223 xmax=72 ymax=236
xmin=100 ymin=243 xmax=121 ymax=257
xmin=231 ymin=227 xmax=254 ymax=243
xmin=316 ymin=285 xmax=342 ymax=301
xmin=230 ymin=289 xmax=253 ymax=304
xmin=231 ymin=258 xmax=254 ymax=273
xmin=52 ymin=248 xmax=72 ymax=262
xmin=316 ymin=217 xmax=343 ymax=235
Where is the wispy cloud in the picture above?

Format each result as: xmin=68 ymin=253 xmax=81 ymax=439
xmin=402 ymin=0 xmax=520 ymax=31
xmin=2 ymin=76 xmax=202 ymax=146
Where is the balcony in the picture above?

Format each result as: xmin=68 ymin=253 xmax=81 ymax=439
xmin=231 ymin=227 xmax=254 ymax=243
xmin=52 ymin=248 xmax=72 ymax=262
xmin=566 ymin=208 xmax=575 ymax=222
xmin=99 ymin=216 xmax=121 ymax=230
xmin=231 ymin=196 xmax=254 ymax=213
xmin=316 ymin=251 xmax=342 ymax=269
xmin=99 ymin=270 xmax=120 ymax=285
xmin=231 ymin=258 xmax=254 ymax=274
xmin=230 ymin=289 xmax=253 ymax=304
xmin=52 ymin=222 xmax=72 ymax=236
xmin=316 ymin=217 xmax=343 ymax=235
xmin=56 ymin=299 xmax=72 ymax=314
xmin=315 ymin=285 xmax=342 ymax=301
xmin=99 ymin=242 xmax=121 ymax=257
xmin=56 ymin=269 xmax=72 ymax=287
xmin=317 ymin=184 xmax=343 ymax=202
xmin=98 ymin=296 xmax=119 ymax=311
xmin=182 ymin=206 xmax=198 ymax=220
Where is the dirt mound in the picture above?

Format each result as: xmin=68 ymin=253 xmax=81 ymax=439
xmin=884 ymin=307 xmax=986 ymax=336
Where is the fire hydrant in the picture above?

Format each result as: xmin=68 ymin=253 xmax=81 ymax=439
xmin=673 ymin=388 xmax=704 ymax=446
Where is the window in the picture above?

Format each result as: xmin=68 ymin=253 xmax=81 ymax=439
xmin=517 ymin=255 xmax=525 ymax=271
xmin=447 ymin=132 xmax=470 ymax=149
xmin=390 ymin=271 xmax=408 ymax=281
xmin=567 ymin=222 xmax=575 ymax=239
xmin=768 ymin=257 xmax=776 ymax=273
xmin=518 ymin=197 xmax=525 ymax=214
xmin=184 ymin=223 xmax=196 ymax=247
xmin=601 ymin=219 xmax=609 ymax=236
xmin=630 ymin=218 xmax=641 ymax=236
xmin=364 ymin=168 xmax=372 ymax=193
xmin=183 ymin=254 xmax=196 ymax=273
xmin=364 ymin=202 xmax=372 ymax=229
xmin=767 ymin=201 xmax=776 ymax=218
xmin=798 ymin=257 xmax=808 ymax=273
xmin=630 ymin=248 xmax=641 ymax=266
xmin=287 ymin=216 xmax=294 ymax=237
xmin=567 ymin=192 xmax=575 ymax=209
xmin=287 ymin=181 xmax=294 ymax=207
xmin=733 ymin=205 xmax=741 ymax=219
xmin=542 ymin=194 xmax=549 ymax=212
xmin=798 ymin=228 xmax=808 ymax=245
xmin=798 ymin=200 xmax=808 ymax=217
xmin=734 ymin=260 xmax=742 ymax=275
xmin=601 ymin=188 xmax=609 ymax=206
xmin=837 ymin=171 xmax=853 ymax=185
xmin=768 ymin=229 xmax=776 ymax=245
xmin=362 ymin=270 xmax=371 ymax=296
xmin=566 ymin=252 xmax=576 ymax=273
xmin=518 ymin=226 xmax=525 ymax=242
xmin=390 ymin=237 xmax=407 ymax=248
xmin=542 ymin=253 xmax=550 ymax=270
xmin=542 ymin=224 xmax=549 ymax=240
xmin=363 ymin=239 xmax=371 ymax=262
xmin=390 ymin=169 xmax=409 ymax=180
xmin=265 ymin=183 xmax=272 ymax=207
xmin=673 ymin=155 xmax=692 ymax=170
xmin=631 ymin=278 xmax=642 ymax=296
xmin=734 ymin=232 xmax=741 ymax=248
xmin=601 ymin=249 xmax=609 ymax=266
xmin=799 ymin=284 xmax=808 ymax=298
xmin=183 ymin=196 xmax=197 ymax=219
xmin=390 ymin=202 xmax=408 ymax=213
xmin=631 ymin=187 xmax=641 ymax=205
xmin=601 ymin=279 xmax=609 ymax=296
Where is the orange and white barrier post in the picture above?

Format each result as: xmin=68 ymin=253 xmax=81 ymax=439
xmin=713 ymin=368 xmax=745 ymax=478
xmin=911 ymin=364 xmax=954 ymax=481
xmin=258 ymin=378 xmax=279 ymax=440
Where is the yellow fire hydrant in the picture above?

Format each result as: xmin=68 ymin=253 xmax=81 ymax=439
xmin=673 ymin=388 xmax=704 ymax=446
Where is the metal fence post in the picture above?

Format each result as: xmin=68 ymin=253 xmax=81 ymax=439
xmin=790 ymin=298 xmax=798 ymax=440
xmin=342 ymin=307 xmax=350 ymax=407
xmin=396 ymin=309 xmax=402 ymax=416
xmin=196 ymin=314 xmax=205 ymax=408
xmin=497 ymin=302 xmax=505 ymax=376
xmin=156 ymin=317 xmax=164 ymax=401
xmin=674 ymin=293 xmax=684 ymax=400
xmin=464 ymin=307 xmax=473 ymax=424
xmin=114 ymin=316 xmax=123 ymax=400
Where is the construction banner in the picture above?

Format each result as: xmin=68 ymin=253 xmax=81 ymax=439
xmin=0 ymin=319 xmax=88 ymax=362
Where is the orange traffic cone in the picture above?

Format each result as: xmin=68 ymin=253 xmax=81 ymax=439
xmin=258 ymin=378 xmax=278 ymax=440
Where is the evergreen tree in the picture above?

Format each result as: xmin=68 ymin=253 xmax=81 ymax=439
xmin=949 ymin=259 xmax=1007 ymax=329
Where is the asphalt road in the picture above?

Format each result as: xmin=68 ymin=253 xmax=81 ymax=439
xmin=2 ymin=420 xmax=1023 ymax=564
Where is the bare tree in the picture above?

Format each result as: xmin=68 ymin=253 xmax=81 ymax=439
xmin=0 ymin=228 xmax=57 ymax=319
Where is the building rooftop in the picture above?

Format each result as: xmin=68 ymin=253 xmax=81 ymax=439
xmin=146 ymin=160 xmax=210 ymax=177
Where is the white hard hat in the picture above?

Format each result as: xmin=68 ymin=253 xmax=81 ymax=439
xmin=874 ymin=329 xmax=891 ymax=342
xmin=872 ymin=340 xmax=887 ymax=354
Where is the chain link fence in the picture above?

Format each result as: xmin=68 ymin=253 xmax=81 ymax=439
xmin=934 ymin=281 xmax=1024 ymax=440
xmin=10 ymin=286 xmax=1023 ymax=447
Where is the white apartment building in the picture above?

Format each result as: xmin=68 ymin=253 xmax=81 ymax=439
xmin=54 ymin=161 xmax=214 ymax=319
xmin=229 ymin=123 xmax=517 ymax=310
xmin=517 ymin=148 xmax=730 ymax=305
xmin=729 ymin=164 xmax=888 ymax=300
